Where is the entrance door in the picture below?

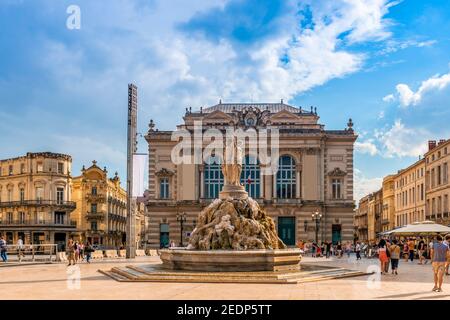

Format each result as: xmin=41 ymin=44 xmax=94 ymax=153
xmin=54 ymin=233 xmax=66 ymax=252
xmin=332 ymin=224 xmax=342 ymax=244
xmin=278 ymin=217 xmax=296 ymax=246
xmin=160 ymin=223 xmax=170 ymax=248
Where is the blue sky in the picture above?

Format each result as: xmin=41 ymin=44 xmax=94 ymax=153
xmin=1 ymin=0 xmax=450 ymax=200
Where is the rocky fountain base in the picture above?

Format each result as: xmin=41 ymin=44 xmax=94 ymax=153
xmin=160 ymin=191 xmax=302 ymax=272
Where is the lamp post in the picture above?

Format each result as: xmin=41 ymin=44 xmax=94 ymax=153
xmin=176 ymin=213 xmax=187 ymax=247
xmin=311 ymin=210 xmax=322 ymax=244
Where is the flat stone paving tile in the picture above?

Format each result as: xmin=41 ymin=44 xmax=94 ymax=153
xmin=0 ymin=255 xmax=449 ymax=300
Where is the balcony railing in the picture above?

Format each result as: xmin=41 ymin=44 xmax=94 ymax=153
xmin=85 ymin=212 xmax=105 ymax=220
xmin=0 ymin=220 xmax=77 ymax=227
xmin=85 ymin=194 xmax=105 ymax=203
xmin=108 ymin=213 xmax=127 ymax=222
xmin=0 ymin=200 xmax=76 ymax=209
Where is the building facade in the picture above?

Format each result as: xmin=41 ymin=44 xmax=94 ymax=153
xmin=355 ymin=195 xmax=369 ymax=241
xmin=425 ymin=139 xmax=450 ymax=225
xmin=381 ymin=175 xmax=395 ymax=232
xmin=145 ymin=102 xmax=357 ymax=248
xmin=393 ymin=158 xmax=426 ymax=227
xmin=368 ymin=189 xmax=382 ymax=240
xmin=0 ymin=152 xmax=76 ymax=248
xmin=71 ymin=161 xmax=127 ymax=247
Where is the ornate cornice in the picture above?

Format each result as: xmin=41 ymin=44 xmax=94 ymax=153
xmin=327 ymin=167 xmax=347 ymax=177
xmin=155 ymin=168 xmax=175 ymax=177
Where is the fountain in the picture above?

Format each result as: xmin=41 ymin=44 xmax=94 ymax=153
xmin=159 ymin=136 xmax=302 ymax=272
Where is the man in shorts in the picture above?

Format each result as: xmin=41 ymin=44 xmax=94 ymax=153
xmin=445 ymin=235 xmax=450 ymax=276
xmin=431 ymin=235 xmax=449 ymax=292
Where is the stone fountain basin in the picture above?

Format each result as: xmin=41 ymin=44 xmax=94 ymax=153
xmin=159 ymin=249 xmax=302 ymax=272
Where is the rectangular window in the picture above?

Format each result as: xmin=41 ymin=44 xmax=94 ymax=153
xmin=160 ymin=178 xmax=170 ymax=199
xmin=91 ymin=203 xmax=97 ymax=214
xmin=438 ymin=196 xmax=442 ymax=216
xmin=18 ymin=212 xmax=25 ymax=224
xmin=36 ymin=187 xmax=44 ymax=202
xmin=7 ymin=212 xmax=13 ymax=224
xmin=57 ymin=162 xmax=64 ymax=174
xmin=91 ymin=221 xmax=98 ymax=231
xmin=20 ymin=163 xmax=25 ymax=174
xmin=56 ymin=188 xmax=64 ymax=204
xmin=54 ymin=212 xmax=65 ymax=225
xmin=8 ymin=165 xmax=13 ymax=176
xmin=37 ymin=162 xmax=43 ymax=173
xmin=431 ymin=169 xmax=436 ymax=188
xmin=442 ymin=162 xmax=448 ymax=184
xmin=20 ymin=188 xmax=25 ymax=202
xmin=332 ymin=179 xmax=342 ymax=199
xmin=444 ymin=195 xmax=449 ymax=214
xmin=8 ymin=189 xmax=12 ymax=202
xmin=438 ymin=166 xmax=442 ymax=185
xmin=92 ymin=187 xmax=97 ymax=195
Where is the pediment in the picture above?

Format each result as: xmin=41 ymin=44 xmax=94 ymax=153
xmin=328 ymin=167 xmax=347 ymax=176
xmin=202 ymin=110 xmax=233 ymax=122
xmin=269 ymin=109 xmax=301 ymax=122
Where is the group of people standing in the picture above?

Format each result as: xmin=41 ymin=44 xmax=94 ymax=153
xmin=66 ymin=239 xmax=95 ymax=266
xmin=377 ymin=235 xmax=450 ymax=292
xmin=297 ymin=240 xmax=353 ymax=259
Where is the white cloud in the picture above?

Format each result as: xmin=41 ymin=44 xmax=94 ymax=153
xmin=386 ymin=70 xmax=450 ymax=107
xmin=382 ymin=94 xmax=395 ymax=102
xmin=376 ymin=120 xmax=429 ymax=158
xmin=355 ymin=140 xmax=378 ymax=156
xmin=354 ymin=168 xmax=383 ymax=202
xmin=379 ymin=39 xmax=436 ymax=55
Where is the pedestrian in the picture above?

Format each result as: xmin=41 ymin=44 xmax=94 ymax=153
xmin=0 ymin=236 xmax=8 ymax=262
xmin=385 ymin=239 xmax=391 ymax=273
xmin=326 ymin=241 xmax=332 ymax=259
xmin=346 ymin=242 xmax=352 ymax=258
xmin=74 ymin=241 xmax=80 ymax=262
xmin=355 ymin=242 xmax=362 ymax=260
xmin=445 ymin=235 xmax=450 ymax=276
xmin=16 ymin=236 xmax=25 ymax=262
xmin=431 ymin=235 xmax=449 ymax=292
xmin=312 ymin=242 xmax=317 ymax=258
xmin=389 ymin=240 xmax=400 ymax=275
xmin=337 ymin=242 xmax=342 ymax=258
xmin=66 ymin=238 xmax=76 ymax=266
xmin=79 ymin=242 xmax=85 ymax=261
xmin=377 ymin=239 xmax=388 ymax=275
xmin=403 ymin=241 xmax=409 ymax=262
xmin=85 ymin=242 xmax=93 ymax=264
xmin=418 ymin=237 xmax=425 ymax=264
xmin=408 ymin=238 xmax=415 ymax=262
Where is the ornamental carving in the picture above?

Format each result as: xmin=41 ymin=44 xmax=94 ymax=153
xmin=230 ymin=107 xmax=272 ymax=128
xmin=155 ymin=168 xmax=174 ymax=177
xmin=328 ymin=167 xmax=347 ymax=177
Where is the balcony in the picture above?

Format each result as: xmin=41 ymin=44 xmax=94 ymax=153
xmin=85 ymin=194 xmax=105 ymax=203
xmin=0 ymin=200 xmax=76 ymax=210
xmin=108 ymin=213 xmax=127 ymax=222
xmin=0 ymin=219 xmax=77 ymax=228
xmin=85 ymin=212 xmax=105 ymax=221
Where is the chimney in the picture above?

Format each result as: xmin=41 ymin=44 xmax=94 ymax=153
xmin=439 ymin=139 xmax=446 ymax=145
xmin=428 ymin=140 xmax=437 ymax=151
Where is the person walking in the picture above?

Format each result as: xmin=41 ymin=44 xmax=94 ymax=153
xmin=431 ymin=235 xmax=449 ymax=292
xmin=445 ymin=235 xmax=450 ymax=276
xmin=408 ymin=238 xmax=415 ymax=262
xmin=326 ymin=241 xmax=332 ymax=259
xmin=337 ymin=242 xmax=342 ymax=258
xmin=16 ymin=236 xmax=25 ymax=262
xmin=355 ymin=242 xmax=362 ymax=260
xmin=389 ymin=240 xmax=401 ymax=275
xmin=403 ymin=241 xmax=409 ymax=262
xmin=417 ymin=237 xmax=425 ymax=264
xmin=66 ymin=238 xmax=76 ymax=266
xmin=0 ymin=236 xmax=8 ymax=262
xmin=79 ymin=242 xmax=85 ymax=261
xmin=378 ymin=239 xmax=389 ymax=275
xmin=84 ymin=242 xmax=93 ymax=264
xmin=384 ymin=239 xmax=391 ymax=273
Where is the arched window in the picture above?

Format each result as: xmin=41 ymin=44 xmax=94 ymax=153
xmin=276 ymin=155 xmax=296 ymax=199
xmin=204 ymin=156 xmax=223 ymax=199
xmin=241 ymin=155 xmax=260 ymax=198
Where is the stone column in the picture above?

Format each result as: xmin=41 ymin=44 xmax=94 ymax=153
xmin=272 ymin=173 xmax=277 ymax=199
xmin=296 ymin=163 xmax=302 ymax=199
xmin=199 ymin=165 xmax=204 ymax=198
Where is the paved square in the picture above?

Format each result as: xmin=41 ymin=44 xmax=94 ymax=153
xmin=1 ymin=256 xmax=449 ymax=300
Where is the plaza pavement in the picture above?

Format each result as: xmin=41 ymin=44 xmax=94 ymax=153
xmin=0 ymin=255 xmax=449 ymax=300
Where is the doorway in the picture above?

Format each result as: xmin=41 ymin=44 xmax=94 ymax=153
xmin=160 ymin=223 xmax=170 ymax=248
xmin=278 ymin=217 xmax=296 ymax=246
xmin=54 ymin=233 xmax=66 ymax=251
xmin=332 ymin=224 xmax=342 ymax=244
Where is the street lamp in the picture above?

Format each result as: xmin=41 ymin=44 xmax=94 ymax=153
xmin=311 ymin=210 xmax=322 ymax=244
xmin=176 ymin=212 xmax=187 ymax=247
